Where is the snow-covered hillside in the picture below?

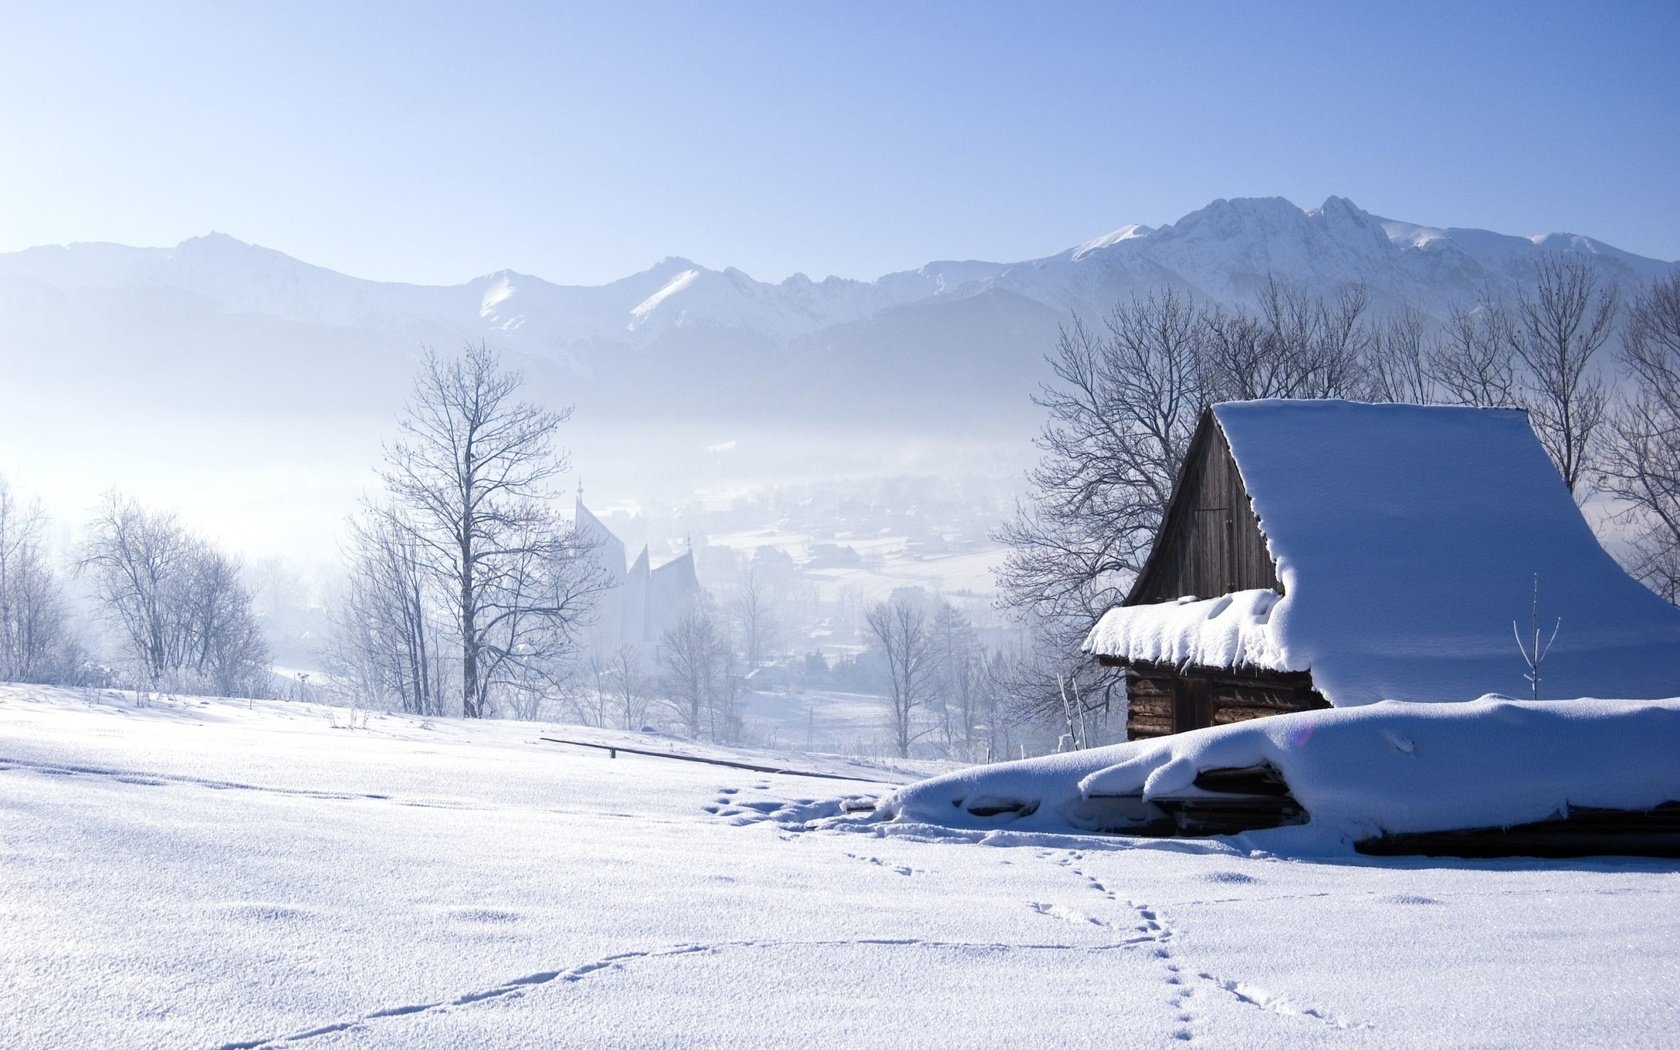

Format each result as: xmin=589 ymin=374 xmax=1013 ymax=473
xmin=4 ymin=684 xmax=1678 ymax=1048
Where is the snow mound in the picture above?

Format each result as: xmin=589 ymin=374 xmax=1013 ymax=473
xmin=877 ymin=697 xmax=1680 ymax=854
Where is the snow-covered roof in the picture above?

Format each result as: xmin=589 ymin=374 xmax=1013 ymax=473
xmin=1084 ymin=400 xmax=1680 ymax=705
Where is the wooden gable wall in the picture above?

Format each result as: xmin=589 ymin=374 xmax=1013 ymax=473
xmin=1128 ymin=410 xmax=1280 ymax=605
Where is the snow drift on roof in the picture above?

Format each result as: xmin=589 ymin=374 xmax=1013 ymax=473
xmin=1085 ymin=400 xmax=1680 ymax=705
xmin=1084 ymin=589 xmax=1297 ymax=674
xmin=879 ymin=697 xmax=1680 ymax=854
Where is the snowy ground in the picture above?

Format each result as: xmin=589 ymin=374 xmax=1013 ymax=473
xmin=4 ymin=686 xmax=1678 ymax=1048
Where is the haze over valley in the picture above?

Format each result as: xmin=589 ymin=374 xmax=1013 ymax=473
xmin=5 ymin=193 xmax=1674 ymax=569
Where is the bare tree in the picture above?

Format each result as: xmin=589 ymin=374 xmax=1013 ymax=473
xmin=928 ymin=602 xmax=984 ymax=760
xmin=1509 ymin=256 xmax=1619 ymax=494
xmin=866 ymin=598 xmax=936 ymax=758
xmin=379 ymin=343 xmax=602 ymax=718
xmin=997 ymin=291 xmax=1210 ymax=631
xmin=727 ymin=563 xmax=779 ymax=669
xmin=993 ymin=615 xmax=1118 ymax=747
xmin=1599 ymin=275 xmax=1680 ymax=602
xmin=331 ymin=506 xmax=448 ymax=716
xmin=1428 ymin=297 xmax=1519 ymax=408
xmin=568 ymin=649 xmax=614 ymax=727
xmin=1205 ymin=279 xmax=1372 ymax=401
xmin=81 ymin=493 xmax=268 ymax=696
xmin=659 ymin=595 xmax=730 ymax=740
xmin=0 ymin=475 xmax=74 ymax=683
xmin=180 ymin=541 xmax=271 ymax=697
xmin=1295 ymin=282 xmax=1374 ymax=399
xmin=81 ymin=494 xmax=193 ymax=686
xmin=608 ymin=643 xmax=651 ymax=730
xmin=1366 ymin=306 xmax=1435 ymax=404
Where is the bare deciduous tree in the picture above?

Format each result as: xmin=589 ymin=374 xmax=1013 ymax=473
xmin=1508 ymin=256 xmax=1619 ymax=494
xmin=1428 ymin=296 xmax=1519 ymax=408
xmin=727 ymin=563 xmax=779 ymax=669
xmin=565 ymin=643 xmax=650 ymax=729
xmin=1367 ymin=306 xmax=1435 ymax=404
xmin=928 ymin=602 xmax=984 ymax=761
xmin=569 ymin=649 xmax=615 ymax=728
xmin=81 ymin=494 xmax=192 ymax=685
xmin=659 ymin=595 xmax=730 ymax=740
xmin=608 ymin=643 xmax=652 ymax=730
xmin=379 ymin=343 xmax=602 ymax=718
xmin=330 ymin=506 xmax=447 ymax=716
xmin=0 ymin=475 xmax=74 ymax=684
xmin=1600 ymin=275 xmax=1680 ymax=602
xmin=181 ymin=541 xmax=272 ymax=697
xmin=866 ymin=598 xmax=936 ymax=758
xmin=997 ymin=291 xmax=1210 ymax=631
xmin=81 ymin=493 xmax=269 ymax=696
xmin=1205 ymin=279 xmax=1372 ymax=401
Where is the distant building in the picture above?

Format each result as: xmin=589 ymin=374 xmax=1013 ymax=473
xmin=1084 ymin=400 xmax=1680 ymax=739
xmin=575 ymin=495 xmax=701 ymax=652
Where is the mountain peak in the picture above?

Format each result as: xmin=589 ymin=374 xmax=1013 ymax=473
xmin=178 ymin=231 xmax=256 ymax=252
xmin=1071 ymin=223 xmax=1153 ymax=260
xmin=1161 ymin=196 xmax=1309 ymax=238
xmin=1314 ymin=195 xmax=1369 ymax=219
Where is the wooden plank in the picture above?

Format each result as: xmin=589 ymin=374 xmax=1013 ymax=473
xmin=1211 ymin=706 xmax=1284 ymax=725
xmin=1128 ymin=698 xmax=1174 ymax=719
xmin=538 ymin=738 xmax=897 ymax=784
xmin=1356 ymin=802 xmax=1680 ymax=859
xmin=1126 ymin=677 xmax=1175 ymax=698
xmin=1213 ymin=687 xmax=1322 ymax=711
xmin=1128 ymin=410 xmax=1281 ymax=606
xmin=1130 ymin=717 xmax=1175 ymax=735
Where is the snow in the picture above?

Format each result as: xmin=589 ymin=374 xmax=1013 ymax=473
xmin=881 ymin=696 xmax=1680 ymax=852
xmin=4 ymin=685 xmax=1680 ymax=1047
xmin=1070 ymin=223 xmax=1153 ymax=260
xmin=1084 ymin=589 xmax=1294 ymax=673
xmin=4 ymin=198 xmax=1673 ymax=360
xmin=1087 ymin=401 xmax=1680 ymax=706
xmin=628 ymin=266 xmax=700 ymax=325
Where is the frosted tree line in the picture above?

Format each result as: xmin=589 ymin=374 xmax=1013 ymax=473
xmin=0 ymin=476 xmax=78 ymax=684
xmin=0 ymin=477 xmax=270 ymax=697
xmin=997 ymin=262 xmax=1680 ymax=729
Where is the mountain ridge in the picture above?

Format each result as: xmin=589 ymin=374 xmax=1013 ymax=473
xmin=3 ymin=194 xmax=1676 ymax=438
xmin=6 ymin=196 xmax=1673 ymax=361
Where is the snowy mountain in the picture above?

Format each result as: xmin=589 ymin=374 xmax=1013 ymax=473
xmin=6 ymin=195 xmax=1673 ymax=432
xmin=5 ymin=196 xmax=1673 ymax=370
xmin=1 ymin=196 xmax=1674 ymax=560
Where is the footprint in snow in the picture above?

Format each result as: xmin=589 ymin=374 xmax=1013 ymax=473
xmin=1201 ymin=871 xmax=1258 ymax=885
xmin=1027 ymin=901 xmax=1109 ymax=928
xmin=1381 ymin=893 xmax=1443 ymax=905
xmin=446 ymin=907 xmax=521 ymax=924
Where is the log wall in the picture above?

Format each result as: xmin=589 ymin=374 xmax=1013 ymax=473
xmin=1123 ymin=662 xmax=1329 ymax=739
xmin=1129 ymin=415 xmax=1280 ymax=605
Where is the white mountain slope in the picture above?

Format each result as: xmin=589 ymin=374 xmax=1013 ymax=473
xmin=0 ymin=196 xmax=1674 ymax=560
xmin=4 ymin=196 xmax=1671 ymax=367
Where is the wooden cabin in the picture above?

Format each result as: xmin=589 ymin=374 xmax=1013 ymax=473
xmin=1084 ymin=400 xmax=1680 ymax=740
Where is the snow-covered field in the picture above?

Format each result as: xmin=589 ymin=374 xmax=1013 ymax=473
xmin=4 ymin=685 xmax=1678 ymax=1048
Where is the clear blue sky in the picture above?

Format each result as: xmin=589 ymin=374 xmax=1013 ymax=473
xmin=2 ymin=1 xmax=1675 ymax=285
